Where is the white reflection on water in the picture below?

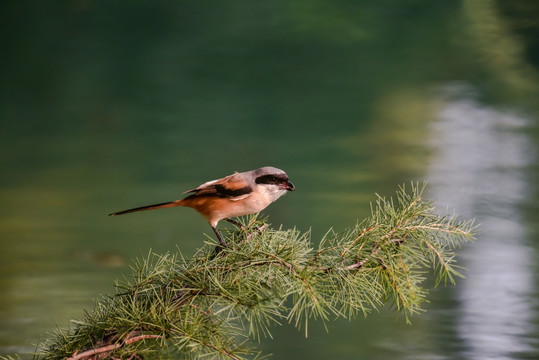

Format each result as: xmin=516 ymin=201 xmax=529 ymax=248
xmin=428 ymin=85 xmax=536 ymax=359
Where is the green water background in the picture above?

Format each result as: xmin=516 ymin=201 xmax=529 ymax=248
xmin=1 ymin=1 xmax=539 ymax=359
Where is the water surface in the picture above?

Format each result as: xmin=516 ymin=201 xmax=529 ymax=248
xmin=1 ymin=1 xmax=538 ymax=359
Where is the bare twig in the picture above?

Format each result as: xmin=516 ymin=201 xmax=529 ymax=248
xmin=67 ymin=334 xmax=163 ymax=360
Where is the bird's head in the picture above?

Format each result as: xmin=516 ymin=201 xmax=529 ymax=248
xmin=253 ymin=167 xmax=295 ymax=194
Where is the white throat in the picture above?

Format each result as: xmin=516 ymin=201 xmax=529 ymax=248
xmin=259 ymin=184 xmax=288 ymax=203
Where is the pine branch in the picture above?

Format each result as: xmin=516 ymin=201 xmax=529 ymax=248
xmin=8 ymin=183 xmax=476 ymax=360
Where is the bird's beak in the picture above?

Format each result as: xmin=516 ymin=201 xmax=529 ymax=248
xmin=285 ymin=180 xmax=295 ymax=191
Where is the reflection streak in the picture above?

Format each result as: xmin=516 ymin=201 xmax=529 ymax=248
xmin=428 ymin=85 xmax=535 ymax=359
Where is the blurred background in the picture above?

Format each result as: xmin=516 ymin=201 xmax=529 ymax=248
xmin=1 ymin=1 xmax=538 ymax=359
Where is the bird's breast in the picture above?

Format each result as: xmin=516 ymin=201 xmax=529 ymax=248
xmin=181 ymin=194 xmax=269 ymax=223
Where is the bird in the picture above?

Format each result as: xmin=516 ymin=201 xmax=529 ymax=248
xmin=109 ymin=166 xmax=295 ymax=246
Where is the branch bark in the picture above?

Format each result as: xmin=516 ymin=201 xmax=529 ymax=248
xmin=67 ymin=334 xmax=162 ymax=360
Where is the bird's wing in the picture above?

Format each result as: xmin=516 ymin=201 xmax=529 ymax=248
xmin=183 ymin=172 xmax=253 ymax=200
xmin=183 ymin=179 xmax=219 ymax=193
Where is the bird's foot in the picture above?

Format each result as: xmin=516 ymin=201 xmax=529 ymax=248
xmin=245 ymin=223 xmax=268 ymax=241
xmin=225 ymin=218 xmax=267 ymax=241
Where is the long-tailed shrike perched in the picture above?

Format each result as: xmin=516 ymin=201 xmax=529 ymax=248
xmin=109 ymin=166 xmax=295 ymax=246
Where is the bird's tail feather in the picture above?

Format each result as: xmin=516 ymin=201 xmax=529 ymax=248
xmin=109 ymin=200 xmax=183 ymax=216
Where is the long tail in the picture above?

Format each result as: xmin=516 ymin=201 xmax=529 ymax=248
xmin=109 ymin=200 xmax=184 ymax=216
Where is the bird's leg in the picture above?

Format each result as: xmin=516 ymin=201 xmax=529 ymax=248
xmin=225 ymin=218 xmax=245 ymax=229
xmin=211 ymin=226 xmax=228 ymax=247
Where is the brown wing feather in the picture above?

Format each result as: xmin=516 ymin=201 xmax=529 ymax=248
xmin=184 ymin=173 xmax=252 ymax=199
